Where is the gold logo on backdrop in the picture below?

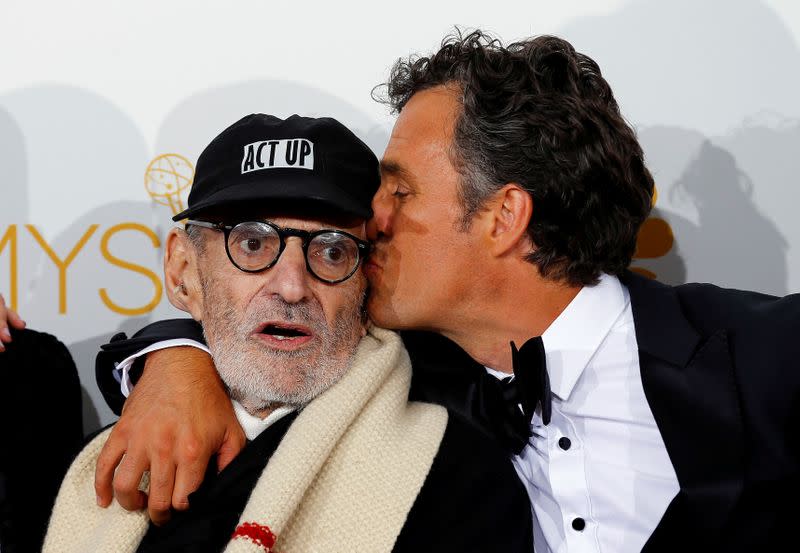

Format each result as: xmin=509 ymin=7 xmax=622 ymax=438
xmin=144 ymin=154 xmax=194 ymax=217
xmin=631 ymin=186 xmax=674 ymax=279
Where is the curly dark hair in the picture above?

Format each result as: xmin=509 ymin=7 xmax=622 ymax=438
xmin=375 ymin=29 xmax=654 ymax=286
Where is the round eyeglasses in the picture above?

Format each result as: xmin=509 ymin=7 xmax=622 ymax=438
xmin=186 ymin=219 xmax=371 ymax=284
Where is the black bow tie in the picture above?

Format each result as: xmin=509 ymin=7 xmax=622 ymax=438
xmin=490 ymin=337 xmax=552 ymax=453
xmin=404 ymin=332 xmax=552 ymax=455
xmin=509 ymin=337 xmax=552 ymax=424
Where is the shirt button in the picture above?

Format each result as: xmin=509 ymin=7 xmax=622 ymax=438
xmin=572 ymin=517 xmax=586 ymax=531
xmin=558 ymin=437 xmax=571 ymax=450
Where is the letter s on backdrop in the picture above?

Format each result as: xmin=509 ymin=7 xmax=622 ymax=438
xmin=99 ymin=223 xmax=163 ymax=316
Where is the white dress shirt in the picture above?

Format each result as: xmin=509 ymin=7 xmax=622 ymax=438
xmin=489 ymin=274 xmax=679 ymax=553
xmin=115 ymin=274 xmax=679 ymax=551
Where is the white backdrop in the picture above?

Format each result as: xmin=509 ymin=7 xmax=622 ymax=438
xmin=2 ymin=0 xmax=799 ymax=434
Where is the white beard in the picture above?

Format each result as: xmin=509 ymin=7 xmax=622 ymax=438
xmin=200 ymin=274 xmax=365 ymax=414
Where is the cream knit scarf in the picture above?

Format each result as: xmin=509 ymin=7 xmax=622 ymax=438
xmin=43 ymin=326 xmax=448 ymax=553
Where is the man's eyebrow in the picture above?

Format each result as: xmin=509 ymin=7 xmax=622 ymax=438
xmin=379 ymin=159 xmax=413 ymax=181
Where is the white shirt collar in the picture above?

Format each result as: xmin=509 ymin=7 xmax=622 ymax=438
xmin=232 ymin=400 xmax=296 ymax=441
xmin=541 ymin=273 xmax=628 ymax=400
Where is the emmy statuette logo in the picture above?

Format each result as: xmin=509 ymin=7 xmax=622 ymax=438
xmin=144 ymin=153 xmax=195 ymax=218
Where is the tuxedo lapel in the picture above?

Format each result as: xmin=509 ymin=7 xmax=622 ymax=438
xmin=623 ymin=273 xmax=745 ymax=550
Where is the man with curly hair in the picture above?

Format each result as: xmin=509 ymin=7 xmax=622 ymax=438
xmin=87 ymin=31 xmax=798 ymax=552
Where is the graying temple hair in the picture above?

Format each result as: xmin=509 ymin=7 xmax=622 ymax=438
xmin=185 ymin=224 xmax=207 ymax=255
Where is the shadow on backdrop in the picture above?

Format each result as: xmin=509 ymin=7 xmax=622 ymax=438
xmin=21 ymin=200 xmax=161 ymax=434
xmin=669 ymin=140 xmax=788 ymax=294
xmin=559 ymin=0 xmax=798 ymax=294
xmin=0 ymin=106 xmax=29 ymax=222
xmin=1 ymin=86 xmax=166 ymax=434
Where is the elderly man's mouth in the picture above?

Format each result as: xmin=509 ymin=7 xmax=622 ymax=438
xmin=253 ymin=322 xmax=314 ymax=349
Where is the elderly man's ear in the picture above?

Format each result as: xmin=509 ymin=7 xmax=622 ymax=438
xmin=164 ymin=228 xmax=204 ymax=321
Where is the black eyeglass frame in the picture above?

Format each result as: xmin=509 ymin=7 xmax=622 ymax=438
xmin=186 ymin=219 xmax=371 ymax=284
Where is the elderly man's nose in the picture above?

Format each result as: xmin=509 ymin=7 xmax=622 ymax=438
xmin=268 ymin=241 xmax=311 ymax=303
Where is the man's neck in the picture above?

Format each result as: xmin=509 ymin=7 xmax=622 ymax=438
xmin=439 ymin=269 xmax=581 ymax=374
xmin=232 ymin=399 xmax=298 ymax=441
xmin=240 ymin=399 xmax=285 ymax=419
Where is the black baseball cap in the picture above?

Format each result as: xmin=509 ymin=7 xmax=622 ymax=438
xmin=173 ymin=113 xmax=380 ymax=222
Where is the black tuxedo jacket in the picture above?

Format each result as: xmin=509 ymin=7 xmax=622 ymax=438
xmin=1 ymin=328 xmax=84 ymax=553
xmin=97 ymin=272 xmax=799 ymax=552
xmin=620 ymin=272 xmax=799 ymax=552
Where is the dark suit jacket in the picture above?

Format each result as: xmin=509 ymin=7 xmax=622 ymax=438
xmin=1 ymin=328 xmax=84 ymax=553
xmin=96 ymin=328 xmax=532 ymax=552
xmin=96 ymin=272 xmax=800 ymax=552
xmin=622 ymin=272 xmax=799 ymax=552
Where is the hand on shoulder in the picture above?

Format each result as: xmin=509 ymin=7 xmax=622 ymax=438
xmin=0 ymin=293 xmax=25 ymax=352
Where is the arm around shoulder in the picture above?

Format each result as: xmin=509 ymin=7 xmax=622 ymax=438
xmin=95 ymin=318 xmax=206 ymax=415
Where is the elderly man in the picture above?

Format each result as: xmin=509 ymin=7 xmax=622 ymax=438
xmin=91 ymin=31 xmax=798 ymax=553
xmin=43 ymin=113 xmax=531 ymax=553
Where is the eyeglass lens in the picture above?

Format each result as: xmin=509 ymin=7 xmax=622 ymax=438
xmin=227 ymin=222 xmax=361 ymax=282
